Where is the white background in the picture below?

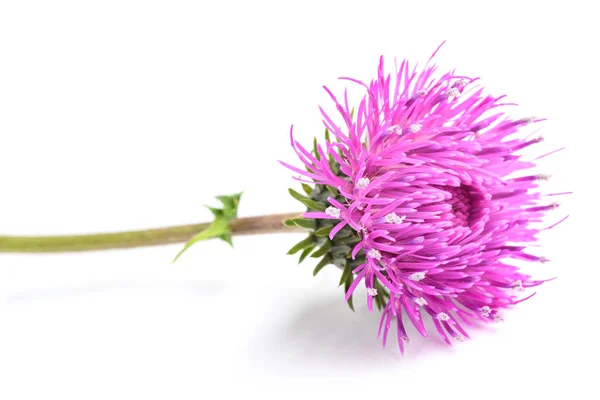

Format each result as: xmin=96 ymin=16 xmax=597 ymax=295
xmin=1 ymin=1 xmax=597 ymax=399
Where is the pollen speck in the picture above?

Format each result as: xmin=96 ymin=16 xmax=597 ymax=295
xmin=356 ymin=177 xmax=371 ymax=189
xmin=325 ymin=206 xmax=341 ymax=218
xmin=415 ymin=297 xmax=428 ymax=306
xmin=409 ymin=272 xmax=426 ymax=281
xmin=408 ymin=123 xmax=422 ymax=133
xmin=437 ymin=312 xmax=450 ymax=321
xmin=367 ymin=248 xmax=382 ymax=260
xmin=385 ymin=212 xmax=405 ymax=224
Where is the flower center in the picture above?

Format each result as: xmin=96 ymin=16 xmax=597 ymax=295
xmin=445 ymin=185 xmax=473 ymax=227
xmin=433 ymin=184 xmax=483 ymax=228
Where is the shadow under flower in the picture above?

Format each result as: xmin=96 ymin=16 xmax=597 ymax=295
xmin=248 ymin=289 xmax=459 ymax=368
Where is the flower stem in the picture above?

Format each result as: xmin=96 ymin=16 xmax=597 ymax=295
xmin=0 ymin=213 xmax=304 ymax=253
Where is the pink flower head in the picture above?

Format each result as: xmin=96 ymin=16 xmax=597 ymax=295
xmin=282 ymin=47 xmax=566 ymax=353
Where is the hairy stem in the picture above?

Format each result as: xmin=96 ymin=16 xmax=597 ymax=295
xmin=0 ymin=213 xmax=304 ymax=253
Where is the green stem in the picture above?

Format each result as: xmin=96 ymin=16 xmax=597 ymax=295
xmin=0 ymin=213 xmax=303 ymax=253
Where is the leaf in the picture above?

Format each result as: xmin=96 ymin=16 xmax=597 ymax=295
xmin=344 ymin=273 xmax=355 ymax=312
xmin=313 ymin=137 xmax=320 ymax=161
xmin=329 ymin=156 xmax=339 ymax=175
xmin=333 ymin=228 xmax=352 ymax=239
xmin=326 ymin=185 xmax=339 ymax=195
xmin=173 ymin=218 xmax=229 ymax=262
xmin=288 ymin=188 xmax=326 ymax=211
xmin=206 ymin=206 xmax=224 ymax=218
xmin=286 ymin=218 xmax=316 ymax=229
xmin=313 ymin=255 xmax=331 ymax=276
xmin=330 ymin=244 xmax=351 ymax=258
xmin=338 ymin=236 xmax=361 ymax=246
xmin=219 ymin=233 xmax=233 ymax=247
xmin=311 ymin=240 xmax=332 ymax=258
xmin=324 ymin=128 xmax=331 ymax=143
xmin=215 ymin=192 xmax=242 ymax=219
xmin=299 ymin=245 xmax=316 ymax=263
xmin=301 ymin=183 xmax=313 ymax=195
xmin=314 ymin=225 xmax=333 ymax=237
xmin=287 ymin=235 xmax=315 ymax=255
xmin=174 ymin=192 xmax=242 ymax=262
xmin=332 ymin=257 xmax=346 ymax=269
xmin=339 ymin=264 xmax=352 ymax=287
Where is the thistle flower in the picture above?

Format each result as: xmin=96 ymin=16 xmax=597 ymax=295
xmin=0 ymin=44 xmax=567 ymax=356
xmin=282 ymin=49 xmax=565 ymax=353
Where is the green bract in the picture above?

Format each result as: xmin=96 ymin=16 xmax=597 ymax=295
xmin=285 ymin=130 xmax=390 ymax=311
xmin=173 ymin=192 xmax=242 ymax=262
